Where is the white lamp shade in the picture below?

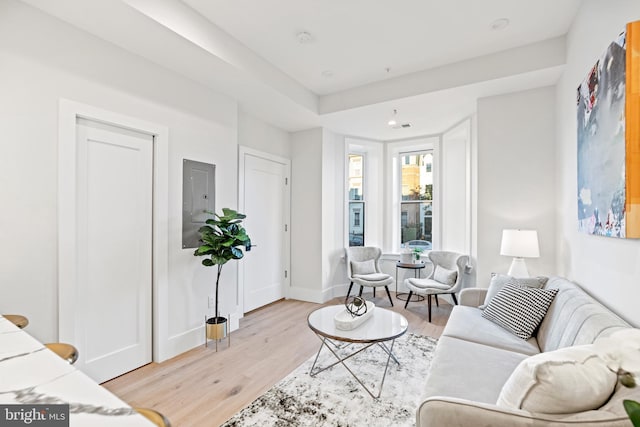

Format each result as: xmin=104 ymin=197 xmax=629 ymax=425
xmin=500 ymin=229 xmax=540 ymax=258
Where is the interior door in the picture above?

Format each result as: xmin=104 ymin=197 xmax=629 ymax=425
xmin=241 ymin=152 xmax=288 ymax=312
xmin=75 ymin=118 xmax=153 ymax=383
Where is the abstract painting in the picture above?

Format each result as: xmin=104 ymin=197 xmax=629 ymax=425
xmin=577 ymin=21 xmax=640 ymax=238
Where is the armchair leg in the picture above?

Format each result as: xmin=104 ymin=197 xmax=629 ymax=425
xmin=451 ymin=293 xmax=458 ymax=305
xmin=346 ymin=282 xmax=354 ymax=302
xmin=428 ymin=295 xmax=432 ymax=323
xmin=359 ymin=286 xmax=364 ymax=297
xmin=435 ymin=295 xmax=439 ymax=307
xmin=404 ymin=291 xmax=413 ymax=309
xmin=373 ymin=287 xmax=376 ymax=298
xmin=384 ymin=286 xmax=394 ymax=307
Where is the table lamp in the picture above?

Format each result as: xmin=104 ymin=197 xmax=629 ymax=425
xmin=500 ymin=229 xmax=539 ymax=277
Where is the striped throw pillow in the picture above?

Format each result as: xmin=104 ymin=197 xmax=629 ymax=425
xmin=482 ymin=283 xmax=558 ymax=340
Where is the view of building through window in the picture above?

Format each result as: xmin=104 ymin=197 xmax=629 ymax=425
xmin=400 ymin=152 xmax=433 ymax=250
xmin=348 ymin=154 xmax=364 ymax=246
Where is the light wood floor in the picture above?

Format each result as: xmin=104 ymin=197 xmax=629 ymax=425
xmin=103 ymin=292 xmax=452 ymax=427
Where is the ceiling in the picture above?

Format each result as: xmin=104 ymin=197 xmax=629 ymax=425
xmin=184 ymin=0 xmax=581 ymax=95
xmin=22 ymin=0 xmax=583 ymax=139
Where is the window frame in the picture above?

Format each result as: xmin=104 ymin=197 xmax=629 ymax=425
xmin=398 ymin=150 xmax=434 ymax=251
xmin=348 ymin=152 xmax=366 ymax=247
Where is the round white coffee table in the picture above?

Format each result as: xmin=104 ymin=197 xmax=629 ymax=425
xmin=307 ymin=305 xmax=408 ymax=398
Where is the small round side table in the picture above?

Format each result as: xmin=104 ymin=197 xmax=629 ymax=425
xmin=395 ymin=261 xmax=426 ymax=302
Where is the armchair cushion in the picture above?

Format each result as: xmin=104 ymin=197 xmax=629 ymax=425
xmin=406 ymin=278 xmax=451 ymax=292
xmin=433 ymin=265 xmax=457 ymax=286
xmin=353 ymin=273 xmax=389 ymax=282
xmin=482 ymin=283 xmax=558 ymax=340
xmin=351 ymin=259 xmax=376 ymax=275
xmin=497 ymin=344 xmax=617 ymax=414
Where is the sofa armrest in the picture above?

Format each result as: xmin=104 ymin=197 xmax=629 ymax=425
xmin=417 ymin=397 xmax=626 ymax=427
xmin=459 ymin=288 xmax=487 ymax=307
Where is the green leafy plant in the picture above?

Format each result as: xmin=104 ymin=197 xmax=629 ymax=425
xmin=413 ymin=247 xmax=424 ymax=261
xmin=624 ymin=400 xmax=640 ymax=426
xmin=194 ymin=208 xmax=251 ymax=321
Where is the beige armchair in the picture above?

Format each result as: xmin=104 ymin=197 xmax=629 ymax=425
xmin=404 ymin=251 xmax=468 ymax=321
xmin=345 ymin=246 xmax=394 ymax=306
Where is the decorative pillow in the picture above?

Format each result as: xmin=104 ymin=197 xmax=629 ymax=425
xmin=482 ymin=283 xmax=558 ymax=340
xmin=480 ymin=274 xmax=548 ymax=309
xmin=351 ymin=259 xmax=376 ymax=275
xmin=433 ymin=265 xmax=457 ymax=286
xmin=497 ymin=344 xmax=617 ymax=414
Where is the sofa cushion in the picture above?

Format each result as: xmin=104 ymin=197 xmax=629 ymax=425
xmin=482 ymin=284 xmax=558 ymax=340
xmin=537 ymin=277 xmax=630 ymax=352
xmin=497 ymin=344 xmax=617 ymax=414
xmin=480 ymin=274 xmax=548 ymax=309
xmin=442 ymin=306 xmax=540 ymax=355
xmin=353 ymin=273 xmax=389 ymax=281
xmin=423 ymin=336 xmax=529 ymax=404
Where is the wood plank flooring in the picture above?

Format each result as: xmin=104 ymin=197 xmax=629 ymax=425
xmin=103 ymin=292 xmax=452 ymax=427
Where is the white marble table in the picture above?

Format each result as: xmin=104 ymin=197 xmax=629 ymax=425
xmin=307 ymin=305 xmax=408 ymax=398
xmin=0 ymin=315 xmax=154 ymax=426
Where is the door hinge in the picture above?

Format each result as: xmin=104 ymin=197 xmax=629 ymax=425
xmin=284 ymin=270 xmax=288 ymax=278
xmin=285 ymin=224 xmax=288 ymax=232
xmin=285 ymin=177 xmax=288 ymax=185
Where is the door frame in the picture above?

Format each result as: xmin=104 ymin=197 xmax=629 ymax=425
xmin=237 ymin=146 xmax=291 ymax=317
xmin=58 ymin=99 xmax=170 ymax=363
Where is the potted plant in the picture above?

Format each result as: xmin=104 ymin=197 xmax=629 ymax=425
xmin=413 ymin=247 xmax=424 ymax=263
xmin=194 ymin=208 xmax=251 ymax=342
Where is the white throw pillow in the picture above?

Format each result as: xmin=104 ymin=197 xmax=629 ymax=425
xmin=480 ymin=274 xmax=548 ymax=309
xmin=497 ymin=344 xmax=617 ymax=414
xmin=351 ymin=259 xmax=376 ymax=275
xmin=433 ymin=265 xmax=457 ymax=286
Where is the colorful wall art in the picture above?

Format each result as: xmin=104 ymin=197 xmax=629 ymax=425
xmin=577 ymin=21 xmax=640 ymax=238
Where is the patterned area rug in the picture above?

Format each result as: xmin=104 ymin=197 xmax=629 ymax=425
xmin=221 ymin=333 xmax=438 ymax=427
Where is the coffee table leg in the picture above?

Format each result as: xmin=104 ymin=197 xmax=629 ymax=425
xmin=377 ymin=341 xmax=400 ymax=366
xmin=309 ymin=334 xmax=399 ymax=399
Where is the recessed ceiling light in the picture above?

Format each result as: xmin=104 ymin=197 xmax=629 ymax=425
xmin=321 ymin=70 xmax=333 ymax=78
xmin=296 ymin=31 xmax=314 ymax=44
xmin=490 ymin=18 xmax=510 ymax=31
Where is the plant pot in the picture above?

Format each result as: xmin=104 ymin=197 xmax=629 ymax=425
xmin=206 ymin=316 xmax=228 ymax=340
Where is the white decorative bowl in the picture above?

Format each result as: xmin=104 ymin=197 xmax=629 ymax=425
xmin=333 ymin=301 xmax=375 ymax=330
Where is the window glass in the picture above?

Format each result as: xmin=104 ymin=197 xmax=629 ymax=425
xmin=348 ymin=154 xmax=365 ymax=246
xmin=400 ymin=152 xmax=433 ymax=250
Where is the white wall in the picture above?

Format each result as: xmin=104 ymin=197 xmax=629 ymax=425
xmin=476 ymin=87 xmax=557 ymax=286
xmin=238 ymin=110 xmax=291 ymax=159
xmin=556 ymin=0 xmax=640 ymax=326
xmin=290 ymin=128 xmax=323 ymax=300
xmin=0 ymin=0 xmax=239 ymax=360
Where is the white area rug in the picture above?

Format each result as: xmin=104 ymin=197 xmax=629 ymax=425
xmin=221 ymin=333 xmax=438 ymax=427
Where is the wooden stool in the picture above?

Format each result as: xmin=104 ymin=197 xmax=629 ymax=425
xmin=134 ymin=408 xmax=171 ymax=427
xmin=4 ymin=314 xmax=29 ymax=329
xmin=45 ymin=343 xmax=79 ymax=365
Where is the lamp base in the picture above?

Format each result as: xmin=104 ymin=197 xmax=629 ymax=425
xmin=507 ymin=257 xmax=530 ymax=278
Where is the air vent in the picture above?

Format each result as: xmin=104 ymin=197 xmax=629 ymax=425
xmin=391 ymin=123 xmax=412 ymax=129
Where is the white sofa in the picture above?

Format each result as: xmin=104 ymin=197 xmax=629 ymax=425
xmin=418 ymin=276 xmax=640 ymax=427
